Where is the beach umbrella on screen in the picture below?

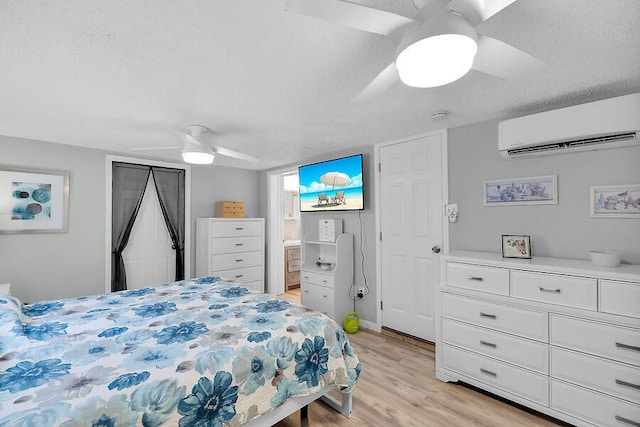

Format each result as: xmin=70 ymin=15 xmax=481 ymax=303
xmin=320 ymin=172 xmax=350 ymax=191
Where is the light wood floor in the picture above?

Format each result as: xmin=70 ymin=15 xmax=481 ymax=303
xmin=275 ymin=290 xmax=567 ymax=427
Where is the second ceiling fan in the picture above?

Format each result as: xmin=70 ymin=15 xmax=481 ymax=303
xmin=130 ymin=125 xmax=259 ymax=165
xmin=285 ymin=0 xmax=545 ymax=102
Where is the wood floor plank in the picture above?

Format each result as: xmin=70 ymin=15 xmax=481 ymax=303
xmin=274 ymin=328 xmax=567 ymax=427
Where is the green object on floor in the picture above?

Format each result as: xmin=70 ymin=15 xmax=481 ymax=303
xmin=343 ymin=311 xmax=359 ymax=334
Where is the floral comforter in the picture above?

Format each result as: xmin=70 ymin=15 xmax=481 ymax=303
xmin=0 ymin=277 xmax=361 ymax=426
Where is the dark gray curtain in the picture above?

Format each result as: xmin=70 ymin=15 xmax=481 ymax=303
xmin=151 ymin=167 xmax=186 ymax=281
xmin=111 ymin=163 xmax=151 ymax=292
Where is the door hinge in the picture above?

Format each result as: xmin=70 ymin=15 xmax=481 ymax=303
xmin=380 ymin=301 xmax=383 ymax=310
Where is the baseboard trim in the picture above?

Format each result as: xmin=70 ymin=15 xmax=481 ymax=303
xmin=381 ymin=327 xmax=435 ymax=352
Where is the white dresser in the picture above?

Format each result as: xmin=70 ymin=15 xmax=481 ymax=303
xmin=195 ymin=218 xmax=265 ymax=292
xmin=437 ymin=251 xmax=640 ymax=427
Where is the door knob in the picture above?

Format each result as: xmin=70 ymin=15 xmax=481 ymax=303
xmin=432 ymin=245 xmax=441 ymax=254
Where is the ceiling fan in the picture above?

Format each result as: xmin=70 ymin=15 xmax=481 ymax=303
xmin=285 ymin=0 xmax=546 ymax=102
xmin=130 ymin=125 xmax=259 ymax=165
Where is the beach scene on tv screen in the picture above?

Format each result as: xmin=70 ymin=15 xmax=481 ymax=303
xmin=299 ymin=155 xmax=363 ymax=211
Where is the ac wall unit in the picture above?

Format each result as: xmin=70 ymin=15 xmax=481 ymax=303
xmin=498 ymin=92 xmax=640 ymax=159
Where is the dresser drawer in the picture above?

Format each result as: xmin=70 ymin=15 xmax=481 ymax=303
xmin=210 ymin=221 xmax=262 ymax=238
xmin=287 ymin=271 xmax=300 ymax=284
xmin=210 ymin=251 xmax=262 ymax=270
xmin=287 ymin=259 xmax=301 ymax=272
xmin=242 ymin=280 xmax=264 ymax=293
xmin=551 ymin=380 xmax=640 ymax=427
xmin=287 ymin=246 xmax=301 ymax=261
xmin=551 ymin=347 xmax=640 ymax=404
xmin=511 ymin=270 xmax=597 ymax=310
xmin=300 ymin=270 xmax=334 ymax=288
xmin=211 ymin=236 xmax=263 ymax=254
xmin=441 ymin=293 xmax=548 ymax=342
xmin=445 ymin=262 xmax=509 ymax=295
xmin=551 ymin=315 xmax=640 ymax=367
xmin=441 ymin=344 xmax=549 ymax=406
xmin=211 ymin=266 xmax=263 ymax=283
xmin=600 ymin=280 xmax=640 ymax=319
xmin=301 ymin=282 xmax=334 ymax=318
xmin=442 ymin=318 xmax=548 ymax=374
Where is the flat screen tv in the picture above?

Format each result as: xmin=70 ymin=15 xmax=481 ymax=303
xmin=298 ymin=154 xmax=364 ymax=212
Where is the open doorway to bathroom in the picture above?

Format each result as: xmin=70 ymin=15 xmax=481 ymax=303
xmin=282 ymin=173 xmax=301 ymax=296
xmin=267 ymin=168 xmax=300 ymax=301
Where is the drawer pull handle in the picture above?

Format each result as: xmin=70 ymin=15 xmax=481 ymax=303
xmin=539 ymin=286 xmax=561 ymax=293
xmin=303 ymin=290 xmax=309 ymax=293
xmin=235 ymin=243 xmax=244 ymax=246
xmin=303 ymin=276 xmax=309 ymax=280
xmin=616 ymin=379 xmax=640 ymax=391
xmin=480 ymin=340 xmax=497 ymax=348
xmin=235 ymin=274 xmax=243 ymax=278
xmin=235 ymin=259 xmax=243 ymax=262
xmin=467 ymin=276 xmax=484 ymax=281
xmin=480 ymin=312 xmax=496 ymax=319
xmin=235 ymin=227 xmax=244 ymax=230
xmin=616 ymin=342 xmax=640 ymax=352
xmin=322 ymin=295 xmax=328 ymax=298
xmin=615 ymin=415 xmax=640 ymax=427
xmin=480 ymin=368 xmax=497 ymax=377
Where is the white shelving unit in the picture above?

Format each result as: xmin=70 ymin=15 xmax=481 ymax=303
xmin=300 ymin=231 xmax=353 ymax=324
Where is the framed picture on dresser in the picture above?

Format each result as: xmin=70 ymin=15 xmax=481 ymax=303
xmin=502 ymin=235 xmax=531 ymax=259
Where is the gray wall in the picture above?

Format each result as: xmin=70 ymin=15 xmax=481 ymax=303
xmin=0 ymin=136 xmax=107 ymax=302
xmin=0 ymin=136 xmax=260 ymax=302
xmin=448 ymin=119 xmax=640 ymax=264
xmin=260 ymin=146 xmax=378 ymax=325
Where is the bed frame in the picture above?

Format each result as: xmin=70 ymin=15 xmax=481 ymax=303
xmin=242 ymin=387 xmax=352 ymax=426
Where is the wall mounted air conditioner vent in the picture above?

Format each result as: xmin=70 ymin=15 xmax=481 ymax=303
xmin=499 ymin=93 xmax=640 ymax=159
xmin=505 ymin=132 xmax=637 ymax=158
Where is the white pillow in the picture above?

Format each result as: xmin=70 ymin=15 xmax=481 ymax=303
xmin=0 ymin=283 xmax=11 ymax=295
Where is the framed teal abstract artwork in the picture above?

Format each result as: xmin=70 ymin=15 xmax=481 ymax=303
xmin=0 ymin=166 xmax=69 ymax=233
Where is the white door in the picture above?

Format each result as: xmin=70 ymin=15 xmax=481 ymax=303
xmin=379 ymin=133 xmax=444 ymax=341
xmin=122 ymin=175 xmax=175 ymax=289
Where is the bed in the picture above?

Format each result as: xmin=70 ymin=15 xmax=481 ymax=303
xmin=0 ymin=277 xmax=361 ymax=426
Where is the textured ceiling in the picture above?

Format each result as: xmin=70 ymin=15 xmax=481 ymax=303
xmin=1 ymin=0 xmax=639 ymax=170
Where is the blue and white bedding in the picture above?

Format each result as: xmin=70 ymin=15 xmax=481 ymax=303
xmin=0 ymin=277 xmax=361 ymax=426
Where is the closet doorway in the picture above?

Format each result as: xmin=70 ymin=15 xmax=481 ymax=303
xmin=121 ymin=173 xmax=176 ymax=289
xmin=105 ymin=156 xmax=191 ymax=294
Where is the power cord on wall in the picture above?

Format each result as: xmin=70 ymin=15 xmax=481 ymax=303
xmin=349 ymin=210 xmax=370 ymax=305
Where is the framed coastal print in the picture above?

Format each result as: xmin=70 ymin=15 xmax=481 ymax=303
xmin=502 ymin=235 xmax=531 ymax=259
xmin=0 ymin=166 xmax=69 ymax=234
xmin=484 ymin=175 xmax=557 ymax=206
xmin=590 ymin=184 xmax=640 ymax=218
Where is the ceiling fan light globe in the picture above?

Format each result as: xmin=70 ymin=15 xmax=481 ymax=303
xmin=396 ymin=34 xmax=477 ymax=88
xmin=182 ymin=151 xmax=214 ymax=164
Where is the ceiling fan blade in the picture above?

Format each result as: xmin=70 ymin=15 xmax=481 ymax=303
xmin=285 ymin=0 xmax=414 ymax=36
xmin=471 ymin=35 xmax=545 ymax=81
xmin=447 ymin=0 xmax=517 ymax=26
xmin=129 ymin=146 xmax=180 ymax=151
xmin=352 ymin=61 xmax=399 ymax=104
xmin=211 ymin=145 xmax=259 ymax=163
